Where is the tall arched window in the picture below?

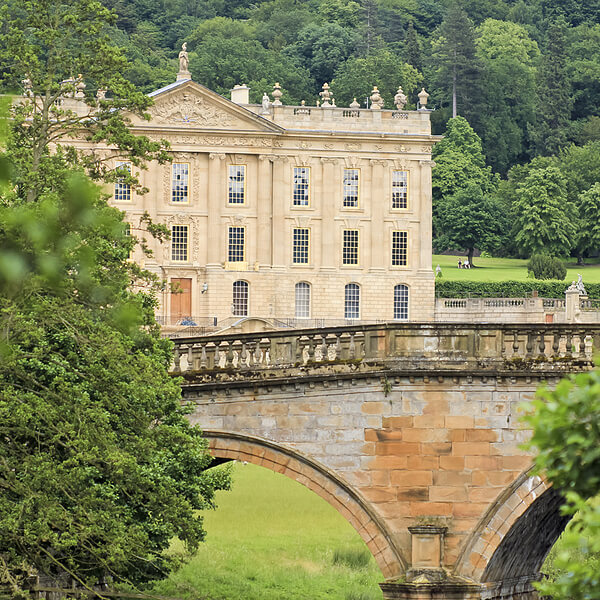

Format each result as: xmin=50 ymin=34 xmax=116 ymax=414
xmin=394 ymin=284 xmax=409 ymax=320
xmin=344 ymin=283 xmax=360 ymax=319
xmin=232 ymin=281 xmax=249 ymax=316
xmin=295 ymin=282 xmax=311 ymax=318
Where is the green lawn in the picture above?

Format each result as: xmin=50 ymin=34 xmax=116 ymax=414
xmin=151 ymin=463 xmax=383 ymax=600
xmin=433 ymin=254 xmax=600 ymax=283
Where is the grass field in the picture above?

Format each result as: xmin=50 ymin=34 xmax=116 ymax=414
xmin=433 ymin=255 xmax=600 ymax=283
xmin=151 ymin=463 xmax=383 ymax=600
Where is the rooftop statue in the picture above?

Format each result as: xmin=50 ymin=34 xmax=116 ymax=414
xmin=179 ymin=43 xmax=189 ymax=72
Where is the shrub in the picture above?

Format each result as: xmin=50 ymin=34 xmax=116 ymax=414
xmin=527 ymin=254 xmax=567 ymax=280
xmin=435 ymin=280 xmax=600 ymax=299
xmin=332 ymin=547 xmax=372 ymax=569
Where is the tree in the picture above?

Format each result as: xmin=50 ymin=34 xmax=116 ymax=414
xmin=532 ymin=17 xmax=573 ymax=156
xmin=331 ymin=48 xmax=421 ymax=109
xmin=430 ymin=1 xmax=482 ymax=122
xmin=475 ymin=19 xmax=540 ymax=173
xmin=0 ymin=0 xmax=170 ymax=202
xmin=575 ymin=183 xmax=600 ymax=260
xmin=432 ymin=116 xmax=497 ymax=201
xmin=283 ymin=23 xmax=358 ymax=87
xmin=0 ymin=3 xmax=230 ymax=595
xmin=187 ymin=18 xmax=313 ymax=104
xmin=523 ymin=365 xmax=600 ymax=599
xmin=403 ymin=21 xmax=422 ymax=71
xmin=513 ymin=165 xmax=576 ymax=257
xmin=434 ymin=182 xmax=505 ymax=266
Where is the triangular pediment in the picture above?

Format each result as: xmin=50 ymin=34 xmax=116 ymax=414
xmin=140 ymin=80 xmax=283 ymax=133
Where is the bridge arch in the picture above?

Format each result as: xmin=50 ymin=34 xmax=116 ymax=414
xmin=455 ymin=469 xmax=570 ymax=584
xmin=203 ymin=430 xmax=407 ymax=579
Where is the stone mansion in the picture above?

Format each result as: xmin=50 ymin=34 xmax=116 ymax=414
xmin=108 ymin=68 xmax=439 ymax=328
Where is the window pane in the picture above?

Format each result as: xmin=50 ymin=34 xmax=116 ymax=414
xmin=293 ymin=167 xmax=310 ymax=206
xmin=228 ymin=227 xmax=245 ymax=262
xmin=394 ymin=284 xmax=409 ymax=320
xmin=392 ymin=170 xmax=408 ymax=209
xmin=171 ymin=225 xmax=188 ymax=261
xmin=343 ymin=169 xmax=359 ymax=208
xmin=228 ymin=165 xmax=245 ymax=204
xmin=172 ymin=163 xmax=189 ymax=203
xmin=392 ymin=231 xmax=408 ymax=266
xmin=293 ymin=228 xmax=310 ymax=264
xmin=233 ymin=281 xmax=248 ymax=316
xmin=114 ymin=161 xmax=131 ymax=201
xmin=343 ymin=229 xmax=359 ymax=265
xmin=295 ymin=282 xmax=310 ymax=318
xmin=345 ymin=283 xmax=360 ymax=319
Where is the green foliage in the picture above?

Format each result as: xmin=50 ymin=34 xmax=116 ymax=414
xmin=430 ymin=0 xmax=482 ymax=123
xmin=434 ymin=182 xmax=507 ymax=264
xmin=527 ymin=253 xmax=567 ymax=280
xmin=513 ymin=165 xmax=576 ymax=257
xmin=523 ymin=367 xmax=600 ymax=598
xmin=576 ymin=183 xmax=600 ymax=258
xmin=187 ymin=19 xmax=313 ymax=104
xmin=331 ymin=49 xmax=421 ymax=108
xmin=475 ymin=19 xmax=539 ymax=173
xmin=435 ymin=279 xmax=600 ymax=298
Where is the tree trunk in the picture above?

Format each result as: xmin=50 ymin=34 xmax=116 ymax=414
xmin=468 ymin=247 xmax=474 ymax=268
xmin=452 ymin=55 xmax=457 ymax=118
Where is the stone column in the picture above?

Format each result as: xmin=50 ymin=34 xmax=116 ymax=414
xmin=320 ymin=157 xmax=338 ymax=270
xmin=207 ymin=153 xmax=225 ymax=267
xmin=369 ymin=159 xmax=386 ymax=271
xmin=257 ymin=155 xmax=273 ymax=268
xmin=271 ymin=155 xmax=288 ymax=269
xmin=418 ymin=160 xmax=435 ymax=273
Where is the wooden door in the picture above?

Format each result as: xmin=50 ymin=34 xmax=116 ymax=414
xmin=171 ymin=278 xmax=192 ymax=319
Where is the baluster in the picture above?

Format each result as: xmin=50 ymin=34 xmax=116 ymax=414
xmin=173 ymin=347 xmax=182 ymax=371
xmin=526 ymin=332 xmax=534 ymax=356
xmin=579 ymin=331 xmax=586 ymax=357
xmin=552 ymin=331 xmax=560 ymax=357
xmin=512 ymin=330 xmax=520 ymax=357
xmin=334 ymin=334 xmax=342 ymax=360
xmin=565 ymin=331 xmax=573 ymax=357
xmin=307 ymin=335 xmax=315 ymax=362
xmin=349 ymin=333 xmax=356 ymax=359
xmin=225 ymin=341 xmax=234 ymax=367
xmin=186 ymin=344 xmax=194 ymax=370
xmin=240 ymin=342 xmax=248 ymax=367
xmin=200 ymin=343 xmax=207 ymax=369
xmin=246 ymin=342 xmax=256 ymax=367
xmin=538 ymin=331 xmax=546 ymax=356
xmin=320 ymin=335 xmax=328 ymax=363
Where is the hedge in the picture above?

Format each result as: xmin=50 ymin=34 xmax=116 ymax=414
xmin=435 ymin=280 xmax=600 ymax=299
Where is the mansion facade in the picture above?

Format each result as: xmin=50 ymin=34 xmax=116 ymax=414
xmin=110 ymin=77 xmax=439 ymax=328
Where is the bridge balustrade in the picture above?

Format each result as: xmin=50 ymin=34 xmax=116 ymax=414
xmin=171 ymin=323 xmax=600 ymax=374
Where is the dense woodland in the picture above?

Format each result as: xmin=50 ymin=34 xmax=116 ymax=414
xmin=4 ymin=0 xmax=600 ymax=265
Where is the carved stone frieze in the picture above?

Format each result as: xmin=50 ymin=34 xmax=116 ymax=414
xmin=152 ymin=92 xmax=235 ymax=127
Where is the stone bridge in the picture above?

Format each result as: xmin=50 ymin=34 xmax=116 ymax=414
xmin=172 ymin=323 xmax=600 ymax=600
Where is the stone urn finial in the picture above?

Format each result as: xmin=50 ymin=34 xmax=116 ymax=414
xmin=319 ymin=82 xmax=332 ymax=107
xmin=22 ymin=75 xmax=33 ymax=97
xmin=370 ymin=86 xmax=384 ymax=109
xmin=349 ymin=97 xmax=360 ymax=109
xmin=418 ymin=87 xmax=429 ymax=109
xmin=75 ymin=74 xmax=86 ymax=98
xmin=394 ymin=86 xmax=407 ymax=110
xmin=272 ymin=82 xmax=283 ymax=106
xmin=96 ymin=88 xmax=106 ymax=100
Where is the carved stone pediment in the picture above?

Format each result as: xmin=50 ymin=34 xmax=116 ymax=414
xmin=152 ymin=91 xmax=235 ymax=127
xmin=146 ymin=81 xmax=283 ymax=133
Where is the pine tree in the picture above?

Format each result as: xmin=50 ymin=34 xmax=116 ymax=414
xmin=404 ymin=22 xmax=422 ymax=72
xmin=532 ymin=17 xmax=573 ymax=156
xmin=431 ymin=0 xmax=482 ymax=124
